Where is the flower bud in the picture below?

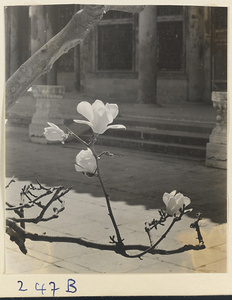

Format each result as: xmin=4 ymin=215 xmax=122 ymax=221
xmin=44 ymin=122 xmax=68 ymax=143
xmin=75 ymin=148 xmax=97 ymax=176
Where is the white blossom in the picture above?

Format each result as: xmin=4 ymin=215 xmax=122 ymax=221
xmin=74 ymin=100 xmax=126 ymax=134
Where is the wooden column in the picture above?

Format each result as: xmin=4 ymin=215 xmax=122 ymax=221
xmin=202 ymin=7 xmax=212 ymax=103
xmin=137 ymin=6 xmax=157 ymax=104
xmin=9 ymin=7 xmax=21 ymax=76
xmin=5 ymin=6 xmax=30 ymax=80
xmin=30 ymin=5 xmax=47 ymax=85
xmin=187 ymin=7 xmax=204 ymax=102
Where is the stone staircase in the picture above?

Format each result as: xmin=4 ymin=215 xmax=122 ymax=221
xmin=79 ymin=116 xmax=214 ymax=159
xmin=6 ymin=92 xmax=216 ymax=160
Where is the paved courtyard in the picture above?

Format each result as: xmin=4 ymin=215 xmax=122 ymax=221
xmin=4 ymin=124 xmax=227 ymax=274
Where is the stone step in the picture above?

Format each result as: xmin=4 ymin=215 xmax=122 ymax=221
xmin=75 ymin=116 xmax=213 ymax=158
xmin=93 ymin=135 xmax=206 ymax=158
xmin=103 ymin=126 xmax=209 ymax=147
xmin=116 ymin=116 xmax=214 ymax=134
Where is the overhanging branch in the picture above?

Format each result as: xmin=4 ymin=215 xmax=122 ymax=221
xmin=5 ymin=5 xmax=145 ymax=111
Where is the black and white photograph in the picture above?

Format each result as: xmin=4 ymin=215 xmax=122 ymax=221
xmin=1 ymin=0 xmax=231 ymax=297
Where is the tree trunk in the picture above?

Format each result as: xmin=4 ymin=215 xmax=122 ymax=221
xmin=46 ymin=5 xmax=57 ymax=85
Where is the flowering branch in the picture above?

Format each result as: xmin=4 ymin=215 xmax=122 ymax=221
xmin=58 ymin=123 xmax=125 ymax=251
xmin=145 ymin=210 xmax=170 ymax=246
xmin=6 ymin=215 xmax=205 ymax=256
xmin=41 ymin=100 xmax=206 ymax=259
xmin=6 ymin=99 xmax=206 ymax=261
xmin=123 ymin=208 xmax=203 ymax=259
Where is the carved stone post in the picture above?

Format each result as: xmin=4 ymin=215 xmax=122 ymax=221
xmin=29 ymin=85 xmax=65 ymax=144
xmin=205 ymin=92 xmax=227 ymax=169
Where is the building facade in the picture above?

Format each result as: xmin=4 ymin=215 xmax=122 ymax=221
xmin=5 ymin=5 xmax=227 ymax=105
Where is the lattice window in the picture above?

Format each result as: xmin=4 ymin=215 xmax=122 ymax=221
xmin=157 ymin=6 xmax=184 ymax=72
xmin=157 ymin=21 xmax=183 ymax=71
xmin=157 ymin=6 xmax=183 ymax=16
xmin=96 ymin=12 xmax=135 ymax=71
xmin=56 ymin=5 xmax=75 ymax=31
xmin=97 ymin=24 xmax=133 ymax=71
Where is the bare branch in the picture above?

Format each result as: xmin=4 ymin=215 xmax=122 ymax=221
xmin=5 ymin=176 xmax=15 ymax=189
xmin=34 ymin=180 xmax=51 ymax=191
xmin=6 ymin=221 xmax=27 ymax=254
xmin=145 ymin=222 xmax=153 ymax=246
xmin=8 ymin=187 xmax=70 ymax=224
xmin=190 ymin=213 xmax=205 ymax=247
xmin=5 ymin=202 xmax=24 ymax=219
xmin=6 ymin=203 xmax=33 ymax=211
xmin=6 ymin=185 xmax=59 ymax=211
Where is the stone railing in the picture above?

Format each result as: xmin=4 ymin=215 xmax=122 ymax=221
xmin=205 ymin=91 xmax=227 ymax=169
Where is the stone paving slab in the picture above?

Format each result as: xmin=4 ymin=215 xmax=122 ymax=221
xmin=4 ymin=125 xmax=227 ymax=274
xmin=5 ymin=177 xmax=227 ymax=274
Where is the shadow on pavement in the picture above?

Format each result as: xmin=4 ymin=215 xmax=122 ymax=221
xmin=5 ymin=126 xmax=227 ymax=225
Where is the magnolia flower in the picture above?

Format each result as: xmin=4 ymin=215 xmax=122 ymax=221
xmin=44 ymin=122 xmax=68 ymax=142
xmin=163 ymin=190 xmax=191 ymax=216
xmin=74 ymin=100 xmax=126 ymax=134
xmin=75 ymin=148 xmax=97 ymax=176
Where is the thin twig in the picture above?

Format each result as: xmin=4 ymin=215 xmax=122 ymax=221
xmin=35 ymin=180 xmax=50 ymax=190
xmin=37 ymin=188 xmax=62 ymax=220
xmin=8 ymin=187 xmax=70 ymax=224
xmin=66 ymin=127 xmax=89 ymax=147
xmin=124 ymin=217 xmax=178 ymax=258
xmin=98 ymin=151 xmax=114 ymax=158
xmin=6 ymin=188 xmax=53 ymax=210
xmin=145 ymin=222 xmax=153 ymax=246
xmin=5 ymin=202 xmax=24 ymax=219
xmin=190 ymin=213 xmax=205 ymax=247
xmin=5 ymin=176 xmax=15 ymax=189
xmin=148 ymin=209 xmax=170 ymax=231
xmin=6 ymin=203 xmax=33 ymax=211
